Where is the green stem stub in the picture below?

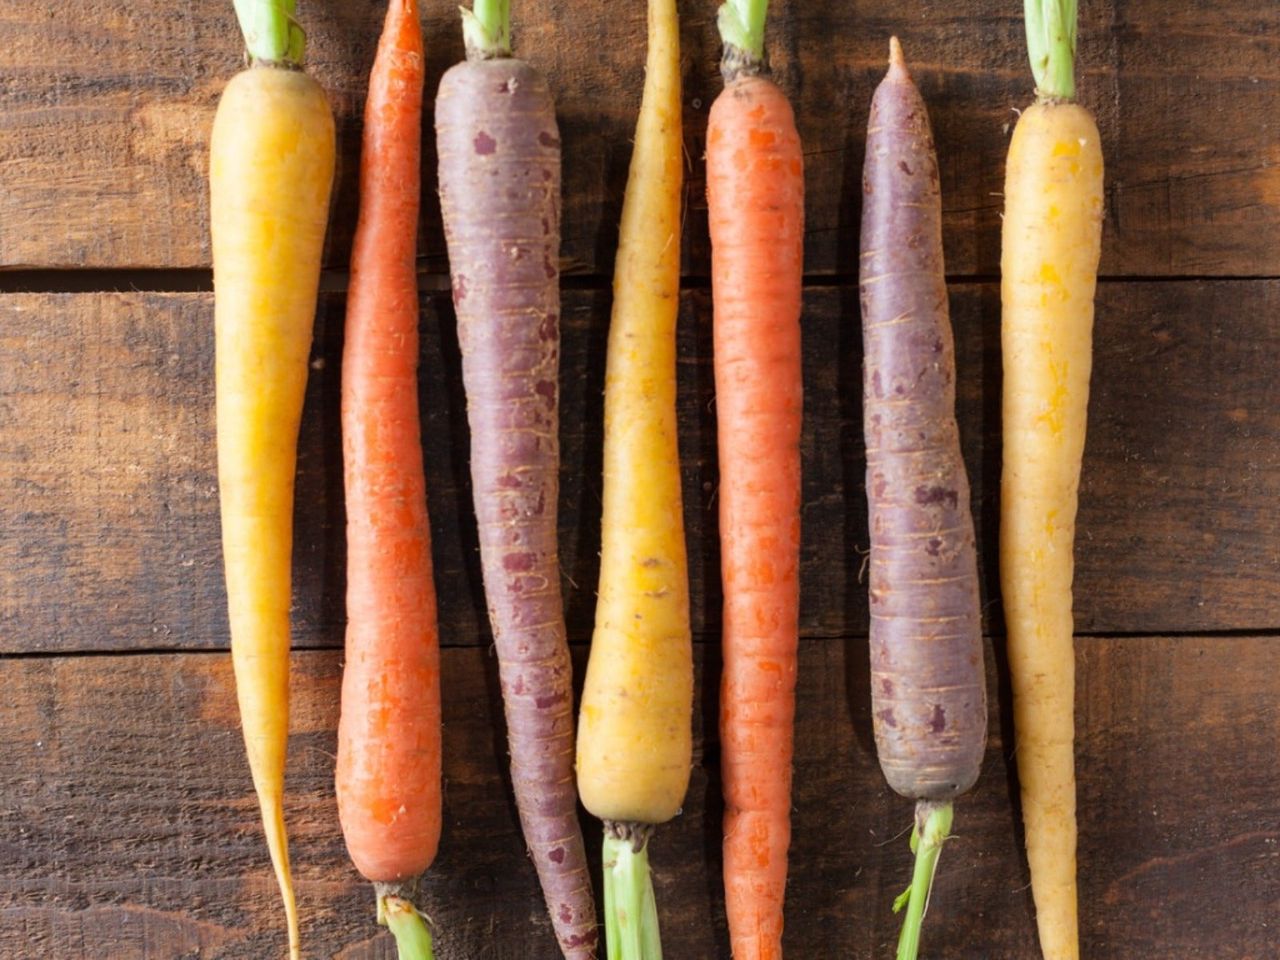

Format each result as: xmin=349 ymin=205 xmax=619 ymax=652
xmin=602 ymin=822 xmax=663 ymax=960
xmin=717 ymin=0 xmax=770 ymax=78
xmin=893 ymin=801 xmax=955 ymax=960
xmin=379 ymin=892 xmax=436 ymax=960
xmin=232 ymin=0 xmax=305 ymax=67
xmin=1024 ymin=0 xmax=1078 ymax=101
xmin=461 ymin=0 xmax=512 ymax=59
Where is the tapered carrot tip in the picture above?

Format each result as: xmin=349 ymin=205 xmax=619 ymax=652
xmin=889 ymin=35 xmax=908 ymax=74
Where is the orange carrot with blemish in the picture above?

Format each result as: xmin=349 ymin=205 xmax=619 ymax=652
xmin=335 ymin=2 xmax=440 ymax=956
xmin=707 ymin=2 xmax=804 ymax=957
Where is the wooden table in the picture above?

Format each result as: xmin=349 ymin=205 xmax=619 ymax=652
xmin=2 ymin=2 xmax=1277 ymax=957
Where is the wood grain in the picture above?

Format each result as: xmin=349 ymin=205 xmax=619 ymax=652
xmin=0 ymin=1 xmax=1275 ymax=276
xmin=1 ymin=636 xmax=1276 ymax=959
xmin=4 ymin=282 xmax=1279 ymax=654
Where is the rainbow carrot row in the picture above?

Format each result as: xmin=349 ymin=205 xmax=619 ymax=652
xmin=209 ymin=3 xmax=1101 ymax=960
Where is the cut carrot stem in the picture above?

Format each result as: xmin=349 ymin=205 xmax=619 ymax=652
xmin=717 ymin=0 xmax=769 ymax=60
xmin=462 ymin=0 xmax=511 ymax=56
xmin=1024 ymin=0 xmax=1077 ymax=100
xmin=602 ymin=827 xmax=662 ymax=960
xmin=232 ymin=0 xmax=304 ymax=65
xmin=894 ymin=802 xmax=954 ymax=960
xmin=381 ymin=894 xmax=436 ymax=960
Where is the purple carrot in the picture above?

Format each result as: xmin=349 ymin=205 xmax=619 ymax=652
xmin=859 ymin=37 xmax=987 ymax=960
xmin=435 ymin=3 xmax=597 ymax=957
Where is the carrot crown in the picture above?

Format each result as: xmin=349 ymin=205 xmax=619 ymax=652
xmin=1024 ymin=0 xmax=1078 ymax=101
xmin=232 ymin=0 xmax=305 ymax=66
xmin=461 ymin=0 xmax=512 ymax=59
xmin=718 ymin=0 xmax=769 ymax=72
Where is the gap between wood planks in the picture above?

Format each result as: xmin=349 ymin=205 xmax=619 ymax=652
xmin=3 ymin=628 xmax=1279 ymax=662
xmin=0 ymin=269 xmax=1277 ymax=294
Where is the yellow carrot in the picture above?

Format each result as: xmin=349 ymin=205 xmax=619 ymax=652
xmin=210 ymin=4 xmax=335 ymax=957
xmin=574 ymin=0 xmax=689 ymax=955
xmin=1000 ymin=3 xmax=1102 ymax=958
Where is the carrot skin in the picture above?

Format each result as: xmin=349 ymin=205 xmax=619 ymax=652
xmin=336 ymin=0 xmax=442 ymax=887
xmin=211 ymin=60 xmax=335 ymax=960
xmin=575 ymin=0 xmax=691 ymax=832
xmin=436 ymin=57 xmax=597 ymax=959
xmin=859 ymin=49 xmax=986 ymax=802
xmin=576 ymin=0 xmax=687 ymax=950
xmin=1001 ymin=98 xmax=1103 ymax=960
xmin=707 ymin=73 xmax=804 ymax=960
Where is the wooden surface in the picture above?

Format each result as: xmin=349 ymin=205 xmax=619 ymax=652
xmin=0 ymin=1 xmax=1277 ymax=276
xmin=3 ymin=638 xmax=1278 ymax=960
xmin=1 ymin=1 xmax=1279 ymax=958
xmin=4 ymin=282 xmax=1280 ymax=654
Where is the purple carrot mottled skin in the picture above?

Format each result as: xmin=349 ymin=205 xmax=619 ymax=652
xmin=436 ymin=56 xmax=597 ymax=959
xmin=860 ymin=41 xmax=986 ymax=801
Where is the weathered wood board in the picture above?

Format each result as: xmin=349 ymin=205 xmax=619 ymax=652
xmin=2 ymin=637 xmax=1276 ymax=960
xmin=1 ymin=2 xmax=1278 ymax=958
xmin=0 ymin=1 xmax=1276 ymax=276
xmin=4 ymin=283 xmax=1279 ymax=654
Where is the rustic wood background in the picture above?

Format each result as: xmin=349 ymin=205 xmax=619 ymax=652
xmin=1 ymin=1 xmax=1277 ymax=958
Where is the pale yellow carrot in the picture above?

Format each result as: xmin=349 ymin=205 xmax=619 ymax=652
xmin=1000 ymin=4 xmax=1103 ymax=958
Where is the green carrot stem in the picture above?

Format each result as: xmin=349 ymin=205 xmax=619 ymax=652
xmin=461 ymin=0 xmax=512 ymax=59
xmin=603 ymin=826 xmax=663 ymax=960
xmin=232 ymin=0 xmax=305 ymax=66
xmin=717 ymin=0 xmax=770 ymax=62
xmin=380 ymin=894 xmax=436 ymax=960
xmin=894 ymin=801 xmax=954 ymax=960
xmin=1024 ymin=0 xmax=1078 ymax=101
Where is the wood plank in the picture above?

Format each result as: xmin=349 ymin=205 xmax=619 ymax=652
xmin=0 ymin=1 xmax=1275 ymax=276
xmin=1 ymin=636 xmax=1276 ymax=958
xmin=3 ymin=282 xmax=1279 ymax=653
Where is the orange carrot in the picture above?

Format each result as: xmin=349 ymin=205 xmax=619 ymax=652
xmin=706 ymin=2 xmax=804 ymax=956
xmin=335 ymin=2 xmax=440 ymax=956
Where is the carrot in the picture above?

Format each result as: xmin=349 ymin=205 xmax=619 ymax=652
xmin=859 ymin=38 xmax=987 ymax=960
xmin=334 ymin=3 xmax=440 ymax=957
xmin=706 ymin=2 xmax=804 ymax=957
xmin=434 ymin=2 xmax=596 ymax=956
xmin=210 ymin=3 xmax=334 ymax=957
xmin=1001 ymin=3 xmax=1103 ymax=957
xmin=574 ymin=0 xmax=689 ymax=955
